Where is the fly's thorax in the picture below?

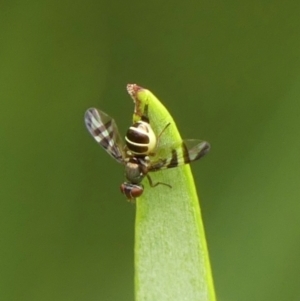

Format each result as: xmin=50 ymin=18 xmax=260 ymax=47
xmin=124 ymin=156 xmax=149 ymax=184
xmin=125 ymin=120 xmax=157 ymax=155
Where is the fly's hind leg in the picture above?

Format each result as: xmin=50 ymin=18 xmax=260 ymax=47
xmin=156 ymin=122 xmax=171 ymax=149
xmin=141 ymin=103 xmax=171 ymax=148
xmin=140 ymin=103 xmax=171 ymax=156
xmin=148 ymin=122 xmax=171 ymax=157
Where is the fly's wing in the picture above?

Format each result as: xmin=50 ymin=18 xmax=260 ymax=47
xmin=148 ymin=140 xmax=210 ymax=171
xmin=84 ymin=108 xmax=125 ymax=163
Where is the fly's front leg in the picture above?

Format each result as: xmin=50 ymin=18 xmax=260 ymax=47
xmin=146 ymin=174 xmax=172 ymax=189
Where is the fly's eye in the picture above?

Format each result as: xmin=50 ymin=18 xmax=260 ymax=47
xmin=130 ymin=185 xmax=144 ymax=198
xmin=120 ymin=183 xmax=144 ymax=201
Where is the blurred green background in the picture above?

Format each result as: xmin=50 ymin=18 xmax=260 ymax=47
xmin=1 ymin=1 xmax=300 ymax=300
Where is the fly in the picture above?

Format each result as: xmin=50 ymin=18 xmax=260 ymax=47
xmin=84 ymin=105 xmax=210 ymax=202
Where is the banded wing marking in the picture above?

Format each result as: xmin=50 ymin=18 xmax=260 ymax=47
xmin=85 ymin=108 xmax=124 ymax=163
xmin=149 ymin=140 xmax=210 ymax=171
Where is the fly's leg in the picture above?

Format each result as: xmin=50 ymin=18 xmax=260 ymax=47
xmin=146 ymin=174 xmax=172 ymax=189
xmin=156 ymin=122 xmax=171 ymax=150
xmin=140 ymin=104 xmax=150 ymax=123
xmin=148 ymin=122 xmax=171 ymax=157
xmin=141 ymin=103 xmax=171 ymax=154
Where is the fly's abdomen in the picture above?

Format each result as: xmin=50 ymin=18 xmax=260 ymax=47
xmin=125 ymin=120 xmax=157 ymax=155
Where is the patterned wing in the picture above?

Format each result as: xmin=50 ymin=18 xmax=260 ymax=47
xmin=148 ymin=140 xmax=210 ymax=171
xmin=85 ymin=108 xmax=125 ymax=163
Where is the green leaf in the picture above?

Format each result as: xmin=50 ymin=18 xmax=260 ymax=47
xmin=127 ymin=85 xmax=216 ymax=301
